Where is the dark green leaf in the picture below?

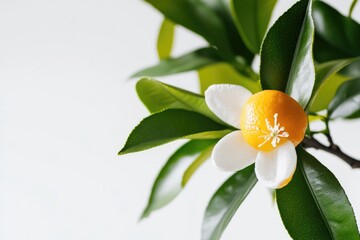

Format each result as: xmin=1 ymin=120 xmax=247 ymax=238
xmin=119 ymin=109 xmax=230 ymax=155
xmin=136 ymin=78 xmax=221 ymax=123
xmin=313 ymin=1 xmax=360 ymax=77
xmin=198 ymin=63 xmax=261 ymax=94
xmin=141 ymin=140 xmax=216 ymax=219
xmin=144 ymin=0 xmax=234 ymax=60
xmin=201 ymin=0 xmax=254 ymax=63
xmin=260 ymin=0 xmax=315 ymax=108
xmin=277 ymin=147 xmax=359 ymax=240
xmin=157 ymin=18 xmax=175 ymax=60
xmin=313 ymin=1 xmax=360 ymax=58
xmin=202 ymin=165 xmax=257 ymax=240
xmin=131 ymin=48 xmax=221 ymax=78
xmin=328 ymin=78 xmax=360 ymax=119
xmin=231 ymin=0 xmax=277 ymax=53
xmin=308 ymin=58 xmax=359 ymax=111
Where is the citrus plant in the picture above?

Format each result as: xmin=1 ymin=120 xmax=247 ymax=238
xmin=120 ymin=0 xmax=360 ymax=239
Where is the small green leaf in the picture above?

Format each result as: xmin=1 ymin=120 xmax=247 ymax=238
xmin=260 ymin=0 xmax=315 ymax=108
xmin=131 ymin=48 xmax=221 ymax=78
xmin=141 ymin=140 xmax=216 ymax=219
xmin=198 ymin=63 xmax=261 ymax=94
xmin=181 ymin=145 xmax=213 ymax=187
xmin=136 ymin=78 xmax=221 ymax=123
xmin=308 ymin=58 xmax=359 ymax=111
xmin=202 ymin=165 xmax=257 ymax=240
xmin=231 ymin=0 xmax=277 ymax=53
xmin=328 ymin=78 xmax=360 ymax=119
xmin=144 ymin=0 xmax=234 ymax=60
xmin=119 ymin=109 xmax=231 ymax=155
xmin=313 ymin=1 xmax=360 ymax=77
xmin=277 ymin=147 xmax=360 ymax=240
xmin=157 ymin=18 xmax=175 ymax=60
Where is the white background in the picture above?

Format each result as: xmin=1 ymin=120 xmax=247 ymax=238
xmin=0 ymin=0 xmax=359 ymax=239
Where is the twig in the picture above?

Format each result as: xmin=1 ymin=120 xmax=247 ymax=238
xmin=302 ymin=136 xmax=360 ymax=169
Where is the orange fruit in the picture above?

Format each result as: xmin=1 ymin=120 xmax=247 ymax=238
xmin=240 ymin=90 xmax=307 ymax=151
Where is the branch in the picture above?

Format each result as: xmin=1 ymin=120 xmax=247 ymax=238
xmin=302 ymin=136 xmax=360 ymax=169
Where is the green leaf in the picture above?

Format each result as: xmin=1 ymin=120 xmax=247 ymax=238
xmin=328 ymin=78 xmax=360 ymax=119
xmin=198 ymin=62 xmax=261 ymax=94
xmin=136 ymin=78 xmax=221 ymax=123
xmin=313 ymin=1 xmax=360 ymax=58
xmin=277 ymin=147 xmax=359 ymax=240
xmin=144 ymin=0 xmax=235 ymax=60
xmin=308 ymin=58 xmax=359 ymax=111
xmin=131 ymin=48 xmax=221 ymax=78
xmin=309 ymin=73 xmax=351 ymax=112
xmin=231 ymin=0 xmax=277 ymax=53
xmin=202 ymin=165 xmax=257 ymax=240
xmin=181 ymin=145 xmax=213 ymax=187
xmin=119 ymin=109 xmax=231 ymax=155
xmin=201 ymin=0 xmax=254 ymax=63
xmin=157 ymin=18 xmax=175 ymax=60
xmin=260 ymin=0 xmax=315 ymax=108
xmin=313 ymin=1 xmax=360 ymax=77
xmin=141 ymin=140 xmax=216 ymax=219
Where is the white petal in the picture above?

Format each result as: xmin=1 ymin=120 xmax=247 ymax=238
xmin=255 ymin=141 xmax=297 ymax=189
xmin=205 ymin=84 xmax=252 ymax=128
xmin=212 ymin=131 xmax=257 ymax=172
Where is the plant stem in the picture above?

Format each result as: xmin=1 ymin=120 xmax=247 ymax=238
xmin=302 ymin=136 xmax=360 ymax=169
xmin=349 ymin=0 xmax=358 ymax=18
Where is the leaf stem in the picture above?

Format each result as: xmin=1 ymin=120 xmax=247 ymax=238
xmin=302 ymin=136 xmax=360 ymax=169
xmin=349 ymin=0 xmax=358 ymax=18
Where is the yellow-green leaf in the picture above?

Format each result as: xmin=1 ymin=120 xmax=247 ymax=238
xmin=157 ymin=18 xmax=175 ymax=60
xmin=198 ymin=63 xmax=261 ymax=94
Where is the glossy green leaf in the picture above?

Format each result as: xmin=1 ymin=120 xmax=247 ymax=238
xmin=181 ymin=145 xmax=213 ymax=187
xmin=157 ymin=18 xmax=175 ymax=60
xmin=202 ymin=165 xmax=257 ymax=240
xmin=313 ymin=1 xmax=360 ymax=77
xmin=136 ymin=78 xmax=221 ymax=123
xmin=313 ymin=1 xmax=360 ymax=58
xmin=308 ymin=58 xmax=359 ymax=111
xmin=201 ymin=0 xmax=254 ymax=63
xmin=309 ymin=73 xmax=350 ymax=112
xmin=260 ymin=0 xmax=315 ymax=108
xmin=131 ymin=48 xmax=221 ymax=78
xmin=231 ymin=0 xmax=277 ymax=53
xmin=144 ymin=0 xmax=234 ymax=60
xmin=328 ymin=78 xmax=360 ymax=119
xmin=277 ymin=147 xmax=359 ymax=240
xmin=119 ymin=109 xmax=230 ymax=155
xmin=141 ymin=140 xmax=216 ymax=219
xmin=198 ymin=62 xmax=261 ymax=94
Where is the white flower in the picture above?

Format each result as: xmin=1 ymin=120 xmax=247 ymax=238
xmin=205 ymin=84 xmax=298 ymax=189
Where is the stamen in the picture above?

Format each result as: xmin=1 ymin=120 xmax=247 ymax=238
xmin=257 ymin=113 xmax=289 ymax=148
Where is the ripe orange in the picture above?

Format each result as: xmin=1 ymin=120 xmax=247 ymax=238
xmin=240 ymin=90 xmax=307 ymax=151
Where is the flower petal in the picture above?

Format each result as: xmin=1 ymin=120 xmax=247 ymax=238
xmin=212 ymin=130 xmax=257 ymax=171
xmin=255 ymin=141 xmax=297 ymax=189
xmin=205 ymin=84 xmax=252 ymax=128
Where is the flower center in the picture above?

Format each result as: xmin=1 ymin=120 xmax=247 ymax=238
xmin=257 ymin=113 xmax=289 ymax=148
